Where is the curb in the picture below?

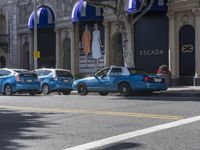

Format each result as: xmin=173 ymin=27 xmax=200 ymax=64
xmin=156 ymin=92 xmax=200 ymax=97
xmin=70 ymin=91 xmax=200 ymax=97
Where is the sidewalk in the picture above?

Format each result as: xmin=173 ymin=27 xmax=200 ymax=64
xmin=158 ymin=86 xmax=200 ymax=97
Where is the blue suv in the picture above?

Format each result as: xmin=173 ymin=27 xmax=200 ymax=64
xmin=34 ymin=69 xmax=74 ymax=95
xmin=0 ymin=68 xmax=40 ymax=96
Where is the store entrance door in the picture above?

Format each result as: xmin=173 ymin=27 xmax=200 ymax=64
xmin=37 ymin=29 xmax=56 ymax=68
xmin=179 ymin=25 xmax=195 ymax=76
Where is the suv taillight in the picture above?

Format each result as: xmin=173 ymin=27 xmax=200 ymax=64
xmin=54 ymin=76 xmax=58 ymax=81
xmin=16 ymin=74 xmax=20 ymax=81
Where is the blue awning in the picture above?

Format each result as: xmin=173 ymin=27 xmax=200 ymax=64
xmin=151 ymin=0 xmax=168 ymax=12
xmin=71 ymin=0 xmax=103 ymax=23
xmin=28 ymin=6 xmax=55 ymax=30
xmin=127 ymin=0 xmax=167 ymax=13
xmin=127 ymin=0 xmax=138 ymax=13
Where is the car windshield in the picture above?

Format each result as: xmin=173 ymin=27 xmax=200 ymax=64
xmin=35 ymin=70 xmax=52 ymax=77
xmin=56 ymin=70 xmax=73 ymax=78
xmin=95 ymin=68 xmax=110 ymax=77
xmin=128 ymin=68 xmax=146 ymax=75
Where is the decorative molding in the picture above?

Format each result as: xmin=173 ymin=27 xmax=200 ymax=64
xmin=103 ymin=21 xmax=109 ymax=28
xmin=167 ymin=12 xmax=175 ymax=20
xmin=192 ymin=8 xmax=200 ymax=16
xmin=181 ymin=15 xmax=189 ymax=24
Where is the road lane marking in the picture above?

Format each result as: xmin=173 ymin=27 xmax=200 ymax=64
xmin=0 ymin=105 xmax=183 ymax=120
xmin=64 ymin=115 xmax=200 ymax=150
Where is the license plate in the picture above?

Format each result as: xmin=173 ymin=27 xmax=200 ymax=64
xmin=154 ymin=78 xmax=161 ymax=82
xmin=26 ymin=79 xmax=32 ymax=83
xmin=64 ymin=80 xmax=68 ymax=83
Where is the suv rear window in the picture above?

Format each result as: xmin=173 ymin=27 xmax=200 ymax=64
xmin=35 ymin=70 xmax=52 ymax=77
xmin=0 ymin=70 xmax=11 ymax=76
xmin=14 ymin=70 xmax=37 ymax=78
xmin=128 ymin=68 xmax=146 ymax=75
xmin=56 ymin=70 xmax=73 ymax=78
xmin=20 ymin=73 xmax=37 ymax=78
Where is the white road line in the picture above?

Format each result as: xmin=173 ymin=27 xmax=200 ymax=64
xmin=64 ymin=115 xmax=200 ymax=150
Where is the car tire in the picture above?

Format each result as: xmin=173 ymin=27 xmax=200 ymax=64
xmin=77 ymin=83 xmax=88 ymax=95
xmin=42 ymin=84 xmax=50 ymax=95
xmin=118 ymin=82 xmax=131 ymax=96
xmin=4 ymin=84 xmax=13 ymax=96
xmin=99 ymin=92 xmax=109 ymax=96
xmin=62 ymin=90 xmax=71 ymax=95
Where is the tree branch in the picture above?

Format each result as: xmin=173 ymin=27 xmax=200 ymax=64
xmin=84 ymin=0 xmax=117 ymax=12
xmin=131 ymin=0 xmax=155 ymax=25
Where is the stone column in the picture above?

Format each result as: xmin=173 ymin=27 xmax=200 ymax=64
xmin=17 ymin=34 xmax=22 ymax=68
xmin=103 ymin=21 xmax=110 ymax=67
xmin=167 ymin=12 xmax=176 ymax=84
xmin=55 ymin=28 xmax=61 ymax=68
xmin=70 ymin=25 xmax=76 ymax=76
xmin=193 ymin=9 xmax=200 ymax=85
xmin=28 ymin=31 xmax=34 ymax=70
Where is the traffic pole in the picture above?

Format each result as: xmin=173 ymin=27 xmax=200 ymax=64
xmin=34 ymin=0 xmax=38 ymax=69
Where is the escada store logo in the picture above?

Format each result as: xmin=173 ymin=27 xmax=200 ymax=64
xmin=181 ymin=45 xmax=194 ymax=53
xmin=139 ymin=49 xmax=164 ymax=56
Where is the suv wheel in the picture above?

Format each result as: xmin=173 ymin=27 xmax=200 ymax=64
xmin=4 ymin=84 xmax=13 ymax=96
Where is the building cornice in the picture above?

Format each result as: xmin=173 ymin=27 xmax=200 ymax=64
xmin=168 ymin=0 xmax=200 ymax=12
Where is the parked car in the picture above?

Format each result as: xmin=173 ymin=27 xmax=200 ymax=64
xmin=0 ymin=68 xmax=40 ymax=96
xmin=72 ymin=66 xmax=168 ymax=96
xmin=34 ymin=69 xmax=74 ymax=95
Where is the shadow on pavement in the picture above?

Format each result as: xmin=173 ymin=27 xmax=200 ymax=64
xmin=0 ymin=109 xmax=55 ymax=150
xmin=98 ymin=142 xmax=144 ymax=150
xmin=108 ymin=92 xmax=200 ymax=101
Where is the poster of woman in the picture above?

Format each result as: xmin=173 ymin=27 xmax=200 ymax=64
xmin=82 ymin=24 xmax=91 ymax=65
xmin=79 ymin=22 xmax=105 ymax=74
xmin=92 ymin=23 xmax=104 ymax=69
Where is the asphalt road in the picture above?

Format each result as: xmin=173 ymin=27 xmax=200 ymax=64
xmin=0 ymin=94 xmax=200 ymax=150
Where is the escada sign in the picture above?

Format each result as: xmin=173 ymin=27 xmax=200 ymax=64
xmin=139 ymin=49 xmax=164 ymax=56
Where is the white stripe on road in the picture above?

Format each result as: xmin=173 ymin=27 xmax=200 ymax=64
xmin=64 ymin=115 xmax=200 ymax=150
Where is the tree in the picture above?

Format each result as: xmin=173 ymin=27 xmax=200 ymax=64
xmin=84 ymin=0 xmax=155 ymax=67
